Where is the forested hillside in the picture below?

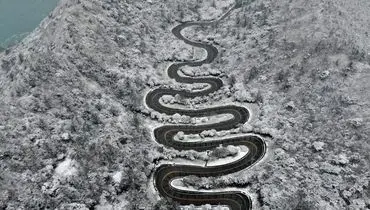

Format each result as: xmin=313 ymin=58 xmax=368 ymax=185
xmin=0 ymin=0 xmax=369 ymax=209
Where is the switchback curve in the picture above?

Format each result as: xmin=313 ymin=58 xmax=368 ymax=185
xmin=146 ymin=4 xmax=266 ymax=210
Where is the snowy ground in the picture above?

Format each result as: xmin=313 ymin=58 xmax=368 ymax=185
xmin=0 ymin=0 xmax=369 ymax=209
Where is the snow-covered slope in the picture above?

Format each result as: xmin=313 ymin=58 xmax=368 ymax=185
xmin=0 ymin=0 xmax=369 ymax=209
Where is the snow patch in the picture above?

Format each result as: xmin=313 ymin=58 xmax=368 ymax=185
xmin=55 ymin=158 xmax=78 ymax=177
xmin=112 ymin=171 xmax=122 ymax=183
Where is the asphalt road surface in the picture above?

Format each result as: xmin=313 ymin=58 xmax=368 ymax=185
xmin=145 ymin=5 xmax=266 ymax=210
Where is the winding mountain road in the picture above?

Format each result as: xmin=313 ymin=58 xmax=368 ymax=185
xmin=145 ymin=5 xmax=267 ymax=210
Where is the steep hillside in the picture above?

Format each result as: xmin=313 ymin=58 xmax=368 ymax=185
xmin=0 ymin=0 xmax=369 ymax=209
xmin=180 ymin=0 xmax=370 ymax=209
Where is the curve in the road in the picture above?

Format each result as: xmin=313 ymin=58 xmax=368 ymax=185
xmin=146 ymin=5 xmax=266 ymax=210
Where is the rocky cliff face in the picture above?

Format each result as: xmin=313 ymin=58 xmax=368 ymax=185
xmin=0 ymin=0 xmax=369 ymax=209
